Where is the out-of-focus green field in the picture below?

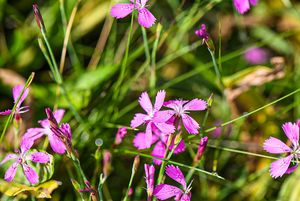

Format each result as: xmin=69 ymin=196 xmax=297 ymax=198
xmin=1 ymin=0 xmax=300 ymax=200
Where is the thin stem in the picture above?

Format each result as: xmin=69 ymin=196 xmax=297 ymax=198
xmin=150 ymin=24 xmax=162 ymax=93
xmin=208 ymin=48 xmax=224 ymax=90
xmin=123 ymin=157 xmax=138 ymax=201
xmin=0 ymin=73 xmax=35 ymax=142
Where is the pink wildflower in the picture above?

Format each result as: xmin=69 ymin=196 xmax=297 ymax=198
xmin=131 ymin=90 xmax=175 ymax=148
xmin=110 ymin=0 xmax=156 ymax=28
xmin=233 ymin=0 xmax=258 ymax=14
xmin=0 ymin=85 xmax=29 ymax=120
xmin=103 ymin=150 xmax=112 ymax=178
xmin=154 ymin=165 xmax=192 ymax=201
xmin=164 ymin=99 xmax=207 ymax=134
xmin=0 ymin=144 xmax=50 ymax=184
xmin=114 ymin=127 xmax=127 ymax=146
xmin=21 ymin=109 xmax=67 ymax=154
xmin=195 ymin=24 xmax=209 ymax=43
xmin=144 ymin=164 xmax=155 ymax=200
xmin=263 ymin=122 xmax=299 ymax=178
xmin=194 ymin=136 xmax=208 ymax=162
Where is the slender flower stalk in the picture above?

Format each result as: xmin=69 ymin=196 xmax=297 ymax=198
xmin=123 ymin=155 xmax=140 ymax=201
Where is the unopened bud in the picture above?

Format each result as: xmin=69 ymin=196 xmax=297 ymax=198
xmin=194 ymin=136 xmax=208 ymax=162
xmin=174 ymin=133 xmax=182 ymax=146
xmin=103 ymin=150 xmax=112 ymax=178
xmin=33 ymin=3 xmax=46 ymax=32
xmin=207 ymin=93 xmax=214 ymax=107
xmin=133 ymin=155 xmax=140 ymax=172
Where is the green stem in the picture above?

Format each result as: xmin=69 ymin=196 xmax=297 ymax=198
xmin=208 ymin=49 xmax=224 ymax=90
xmin=150 ymin=24 xmax=162 ymax=93
xmin=123 ymin=158 xmax=138 ymax=201
xmin=0 ymin=73 xmax=35 ymax=142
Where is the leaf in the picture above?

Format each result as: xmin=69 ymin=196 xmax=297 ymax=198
xmin=0 ymin=180 xmax=61 ymax=198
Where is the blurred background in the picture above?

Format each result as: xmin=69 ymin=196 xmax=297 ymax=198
xmin=1 ymin=0 xmax=300 ymax=200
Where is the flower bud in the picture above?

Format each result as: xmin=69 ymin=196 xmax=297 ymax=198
xmin=33 ymin=3 xmax=46 ymax=32
xmin=194 ymin=136 xmax=208 ymax=162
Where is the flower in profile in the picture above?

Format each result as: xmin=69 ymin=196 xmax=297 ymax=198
xmin=154 ymin=165 xmax=192 ymax=201
xmin=0 ymin=144 xmax=50 ymax=184
xmin=244 ymin=47 xmax=268 ymax=65
xmin=144 ymin=164 xmax=155 ymax=200
xmin=164 ymin=99 xmax=207 ymax=134
xmin=21 ymin=109 xmax=67 ymax=154
xmin=263 ymin=122 xmax=299 ymax=178
xmin=0 ymin=85 xmax=29 ymax=120
xmin=194 ymin=136 xmax=208 ymax=163
xmin=131 ymin=90 xmax=175 ymax=148
xmin=195 ymin=24 xmax=209 ymax=43
xmin=111 ymin=0 xmax=156 ymax=28
xmin=114 ymin=127 xmax=127 ymax=146
xmin=233 ymin=0 xmax=258 ymax=14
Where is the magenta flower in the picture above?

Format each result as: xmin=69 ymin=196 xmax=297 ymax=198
xmin=144 ymin=164 xmax=155 ymax=200
xmin=263 ymin=122 xmax=300 ymax=178
xmin=164 ymin=99 xmax=207 ymax=134
xmin=114 ymin=127 xmax=127 ymax=146
xmin=244 ymin=47 xmax=268 ymax=65
xmin=0 ymin=85 xmax=29 ymax=120
xmin=111 ymin=0 xmax=156 ymax=28
xmin=194 ymin=136 xmax=208 ymax=162
xmin=131 ymin=90 xmax=175 ymax=148
xmin=154 ymin=165 xmax=192 ymax=201
xmin=133 ymin=129 xmax=185 ymax=165
xmin=0 ymin=145 xmax=50 ymax=184
xmin=21 ymin=109 xmax=68 ymax=154
xmin=195 ymin=24 xmax=209 ymax=42
xmin=233 ymin=0 xmax=258 ymax=14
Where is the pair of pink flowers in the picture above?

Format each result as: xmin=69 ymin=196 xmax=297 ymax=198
xmin=263 ymin=121 xmax=300 ymax=178
xmin=131 ymin=90 xmax=207 ymax=164
xmin=111 ymin=0 xmax=156 ymax=28
xmin=145 ymin=164 xmax=192 ymax=201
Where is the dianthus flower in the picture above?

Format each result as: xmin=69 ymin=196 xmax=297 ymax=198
xmin=111 ymin=0 xmax=156 ymax=28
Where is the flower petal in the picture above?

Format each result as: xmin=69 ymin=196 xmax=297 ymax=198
xmin=27 ymin=152 xmax=50 ymax=163
xmin=249 ymin=0 xmax=258 ymax=6
xmin=151 ymin=141 xmax=166 ymax=165
xmin=165 ymin=165 xmax=187 ymax=189
xmin=286 ymin=164 xmax=298 ymax=174
xmin=22 ymin=164 xmax=39 ymax=184
xmin=270 ymin=155 xmax=293 ymax=179
xmin=263 ymin=137 xmax=292 ymax=154
xmin=48 ymin=133 xmax=66 ymax=154
xmin=110 ymin=3 xmax=134 ymax=19
xmin=153 ymin=184 xmax=183 ymax=200
xmin=154 ymin=90 xmax=166 ymax=112
xmin=0 ymin=154 xmax=18 ymax=165
xmin=180 ymin=193 xmax=191 ymax=201
xmin=144 ymin=164 xmax=155 ymax=197
xmin=0 ymin=109 xmax=12 ymax=116
xmin=137 ymin=8 xmax=156 ymax=28
xmin=153 ymin=110 xmax=175 ymax=123
xmin=182 ymin=114 xmax=199 ymax=134
xmin=21 ymin=128 xmax=45 ymax=151
xmin=155 ymin=122 xmax=175 ymax=134
xmin=133 ymin=132 xmax=157 ymax=149
xmin=145 ymin=123 xmax=153 ymax=148
xmin=139 ymin=92 xmax=153 ymax=114
xmin=233 ymin=0 xmax=250 ymax=14
xmin=282 ymin=122 xmax=299 ymax=148
xmin=183 ymin=99 xmax=207 ymax=111
xmin=4 ymin=162 xmax=19 ymax=182
xmin=130 ymin=113 xmax=147 ymax=128
xmin=12 ymin=85 xmax=29 ymax=107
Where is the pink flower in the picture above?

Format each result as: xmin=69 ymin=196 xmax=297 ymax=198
xmin=110 ymin=0 xmax=156 ymax=28
xmin=0 ymin=145 xmax=50 ymax=184
xmin=0 ymin=85 xmax=29 ymax=120
xmin=263 ymin=122 xmax=300 ymax=178
xmin=21 ymin=108 xmax=69 ymax=154
xmin=133 ymin=129 xmax=185 ymax=165
xmin=233 ymin=0 xmax=258 ymax=14
xmin=114 ymin=127 xmax=127 ymax=146
xmin=144 ymin=164 xmax=155 ymax=199
xmin=103 ymin=150 xmax=112 ymax=178
xmin=164 ymin=99 xmax=207 ymax=134
xmin=244 ymin=47 xmax=269 ymax=65
xmin=195 ymin=24 xmax=209 ymax=42
xmin=154 ymin=165 xmax=192 ymax=201
xmin=194 ymin=136 xmax=208 ymax=162
xmin=131 ymin=90 xmax=175 ymax=148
